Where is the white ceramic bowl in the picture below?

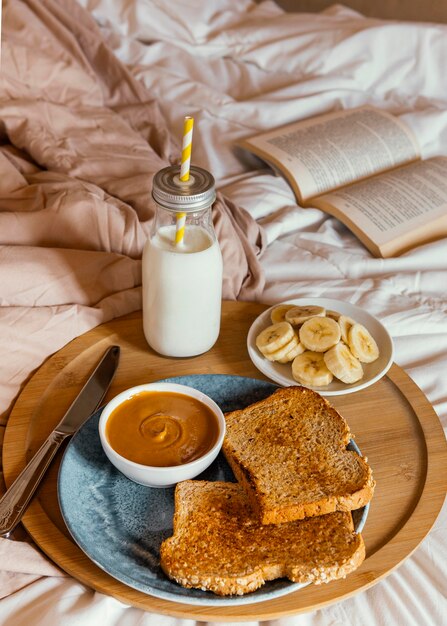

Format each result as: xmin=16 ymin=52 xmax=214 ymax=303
xmin=98 ymin=382 xmax=226 ymax=488
xmin=247 ymin=297 xmax=394 ymax=396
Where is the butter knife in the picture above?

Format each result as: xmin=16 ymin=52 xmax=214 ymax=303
xmin=0 ymin=344 xmax=120 ymax=538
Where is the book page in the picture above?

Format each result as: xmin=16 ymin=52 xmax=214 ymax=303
xmin=316 ymin=157 xmax=447 ymax=257
xmin=241 ymin=107 xmax=420 ymax=201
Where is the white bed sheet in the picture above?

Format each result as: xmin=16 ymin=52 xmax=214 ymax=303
xmin=1 ymin=2 xmax=446 ymax=624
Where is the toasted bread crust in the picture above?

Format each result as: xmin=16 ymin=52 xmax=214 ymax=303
xmin=160 ymin=481 xmax=366 ymax=596
xmin=223 ymin=386 xmax=375 ymax=525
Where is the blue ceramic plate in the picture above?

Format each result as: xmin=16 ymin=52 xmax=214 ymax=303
xmin=58 ymin=374 xmax=369 ymax=607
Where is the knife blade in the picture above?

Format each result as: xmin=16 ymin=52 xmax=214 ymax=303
xmin=0 ymin=344 xmax=120 ymax=538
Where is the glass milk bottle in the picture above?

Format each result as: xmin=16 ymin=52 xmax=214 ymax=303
xmin=142 ymin=165 xmax=223 ymax=357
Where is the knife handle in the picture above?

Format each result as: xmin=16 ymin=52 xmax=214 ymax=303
xmin=0 ymin=430 xmax=68 ymax=537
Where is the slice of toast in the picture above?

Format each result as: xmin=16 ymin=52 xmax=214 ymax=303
xmin=160 ymin=480 xmax=365 ymax=596
xmin=223 ymin=386 xmax=374 ymax=524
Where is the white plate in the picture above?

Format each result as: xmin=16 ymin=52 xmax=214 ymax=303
xmin=247 ymin=298 xmax=394 ymax=396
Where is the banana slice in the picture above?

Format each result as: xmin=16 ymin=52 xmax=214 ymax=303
xmin=324 ymin=342 xmax=364 ymax=384
xmin=277 ymin=340 xmax=305 ymax=363
xmin=326 ymin=309 xmax=341 ymax=321
xmin=292 ymin=351 xmax=333 ymax=387
xmin=270 ymin=304 xmax=295 ymax=324
xmin=299 ymin=317 xmax=341 ymax=352
xmin=285 ymin=305 xmax=325 ymax=326
xmin=264 ymin=334 xmax=299 ymax=362
xmin=256 ymin=322 xmax=294 ymax=355
xmin=339 ymin=315 xmax=356 ymax=343
xmin=348 ymin=323 xmax=380 ymax=363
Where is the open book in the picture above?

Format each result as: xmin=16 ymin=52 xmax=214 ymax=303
xmin=239 ymin=106 xmax=447 ymax=257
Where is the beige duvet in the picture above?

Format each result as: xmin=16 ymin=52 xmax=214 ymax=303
xmin=0 ymin=0 xmax=265 ymax=596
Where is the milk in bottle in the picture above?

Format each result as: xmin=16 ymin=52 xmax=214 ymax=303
xmin=142 ymin=166 xmax=223 ymax=357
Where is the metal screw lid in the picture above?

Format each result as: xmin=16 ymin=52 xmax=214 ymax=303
xmin=152 ymin=165 xmax=216 ymax=212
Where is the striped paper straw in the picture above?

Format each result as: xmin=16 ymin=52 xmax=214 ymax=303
xmin=176 ymin=116 xmax=194 ymax=245
xmin=180 ymin=116 xmax=194 ymax=182
xmin=174 ymin=211 xmax=187 ymax=245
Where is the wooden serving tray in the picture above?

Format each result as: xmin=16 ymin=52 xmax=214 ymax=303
xmin=3 ymin=302 xmax=447 ymax=621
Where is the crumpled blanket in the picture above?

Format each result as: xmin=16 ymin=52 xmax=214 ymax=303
xmin=0 ymin=0 xmax=265 ymax=598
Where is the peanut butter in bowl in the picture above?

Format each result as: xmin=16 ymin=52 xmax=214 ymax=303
xmin=98 ymin=382 xmax=226 ymax=487
xmin=105 ymin=391 xmax=220 ymax=467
